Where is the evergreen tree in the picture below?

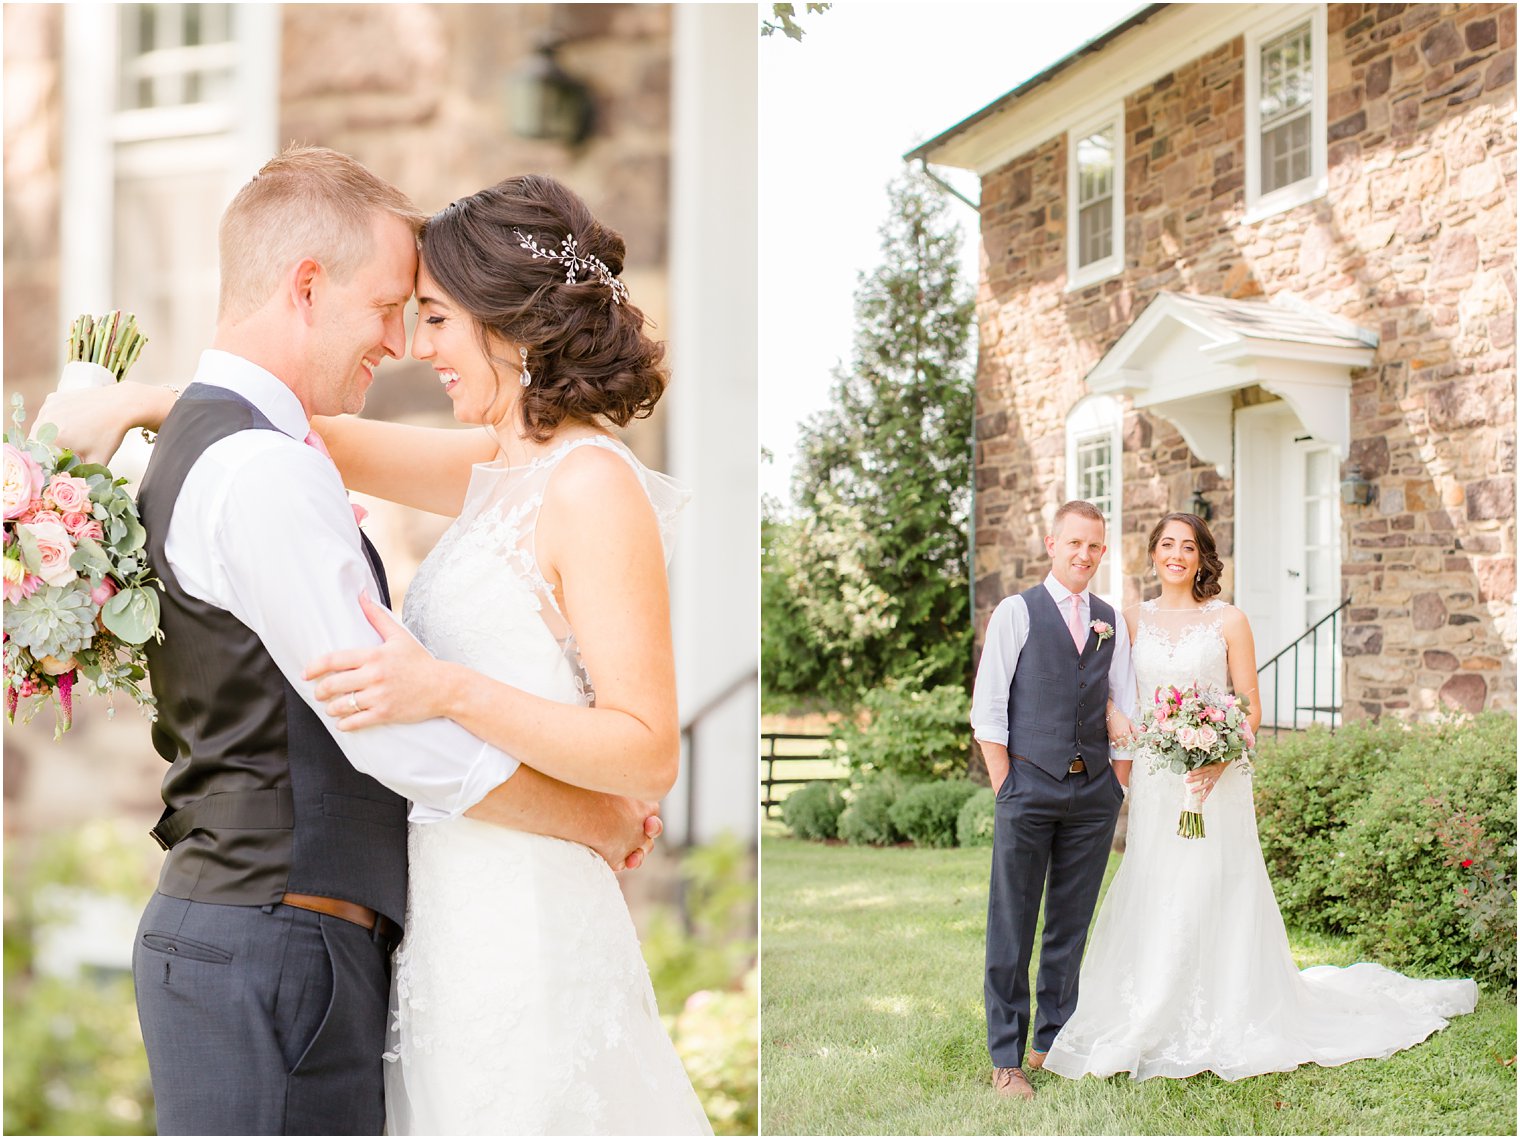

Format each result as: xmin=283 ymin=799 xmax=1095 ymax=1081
xmin=765 ymin=167 xmax=975 ymax=709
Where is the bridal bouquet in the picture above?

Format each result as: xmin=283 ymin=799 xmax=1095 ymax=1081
xmin=1136 ymin=682 xmax=1255 ymax=839
xmin=3 ymin=312 xmax=161 ymax=737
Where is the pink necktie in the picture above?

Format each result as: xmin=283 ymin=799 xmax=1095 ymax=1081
xmin=304 ymin=430 xmax=368 ymax=527
xmin=1067 ymin=593 xmax=1087 ymax=651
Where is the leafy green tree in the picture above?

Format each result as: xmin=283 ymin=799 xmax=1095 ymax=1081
xmin=765 ymin=168 xmax=975 ymax=709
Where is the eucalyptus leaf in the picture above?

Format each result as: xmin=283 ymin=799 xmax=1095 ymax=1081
xmin=117 ymin=512 xmax=147 ymax=555
xmin=101 ymin=586 xmax=160 ymax=645
xmin=69 ymin=536 xmax=113 ymax=576
xmin=13 ymin=527 xmax=42 ymax=574
xmin=35 ymin=422 xmax=58 ymax=446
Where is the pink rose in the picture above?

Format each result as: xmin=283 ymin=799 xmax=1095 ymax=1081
xmin=90 ymin=577 xmax=120 ymax=607
xmin=1204 ymin=706 xmax=1225 ymax=723
xmin=78 ymin=519 xmax=104 ymax=543
xmin=61 ymin=510 xmax=92 ymax=535
xmin=45 ymin=473 xmax=90 ymax=513
xmin=24 ymin=508 xmax=64 ymax=530
xmin=1241 ymin=721 xmax=1256 ymax=748
xmin=1197 ymin=725 xmax=1219 ymax=749
xmin=22 ymin=520 xmax=77 ymax=587
xmin=3 ymin=443 xmax=43 ymax=520
xmin=1176 ymin=725 xmax=1199 ymax=749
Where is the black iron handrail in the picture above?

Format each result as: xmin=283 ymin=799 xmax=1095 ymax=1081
xmin=678 ymin=669 xmax=757 ymax=845
xmin=1257 ymin=598 xmax=1350 ymax=739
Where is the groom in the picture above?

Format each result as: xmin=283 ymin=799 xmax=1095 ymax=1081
xmin=121 ymin=147 xmax=659 ymax=1135
xmin=970 ymin=499 xmax=1135 ymax=1100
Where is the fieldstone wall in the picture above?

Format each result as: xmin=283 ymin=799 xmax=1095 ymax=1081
xmin=973 ymin=2 xmax=1515 ymax=720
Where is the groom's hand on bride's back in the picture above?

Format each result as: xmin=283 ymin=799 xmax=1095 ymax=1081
xmin=599 ymin=799 xmax=662 ymax=872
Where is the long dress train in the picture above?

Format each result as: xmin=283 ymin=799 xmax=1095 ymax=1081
xmin=1044 ymin=599 xmax=1478 ymax=1082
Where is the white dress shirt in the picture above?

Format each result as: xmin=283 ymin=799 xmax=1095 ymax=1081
xmin=164 ymin=350 xmax=518 ymax=822
xmin=970 ymin=573 xmax=1136 ymax=746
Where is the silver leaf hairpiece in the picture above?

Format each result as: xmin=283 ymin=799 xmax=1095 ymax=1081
xmin=513 ymin=229 xmax=629 ymax=305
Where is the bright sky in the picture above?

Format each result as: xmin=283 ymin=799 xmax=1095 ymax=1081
xmin=758 ymin=1 xmax=1143 ymax=503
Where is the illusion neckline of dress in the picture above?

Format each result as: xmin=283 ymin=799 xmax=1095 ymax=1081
xmin=471 ymin=432 xmax=625 ymax=474
xmin=1139 ymin=597 xmax=1228 ymax=613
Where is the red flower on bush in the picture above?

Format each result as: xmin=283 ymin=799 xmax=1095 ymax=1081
xmin=1462 ymin=858 xmax=1475 ymax=868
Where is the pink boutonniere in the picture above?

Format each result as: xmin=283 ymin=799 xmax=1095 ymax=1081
xmin=1090 ymin=619 xmax=1114 ymax=644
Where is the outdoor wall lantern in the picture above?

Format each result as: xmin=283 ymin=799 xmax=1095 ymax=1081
xmin=1191 ymin=488 xmax=1213 ymax=521
xmin=1339 ymin=465 xmax=1375 ymax=506
xmin=509 ymin=38 xmax=594 ymax=146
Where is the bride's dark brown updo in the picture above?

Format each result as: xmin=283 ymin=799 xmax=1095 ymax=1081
xmin=420 ymin=174 xmax=667 ymax=441
xmin=1146 ymin=511 xmax=1225 ymax=601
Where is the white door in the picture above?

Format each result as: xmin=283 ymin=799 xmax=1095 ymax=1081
xmin=1235 ymin=403 xmax=1343 ymax=729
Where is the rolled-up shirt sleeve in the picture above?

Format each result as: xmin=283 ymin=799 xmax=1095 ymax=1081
xmin=970 ymin=595 xmax=1028 ymax=745
xmin=176 ymin=435 xmax=517 ymax=821
xmin=1107 ymin=607 xmax=1137 ymax=722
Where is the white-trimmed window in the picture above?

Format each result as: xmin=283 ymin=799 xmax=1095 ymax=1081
xmin=61 ymin=4 xmax=279 ymax=388
xmin=1065 ymin=107 xmax=1124 ymax=290
xmin=1065 ymin=395 xmax=1124 ymax=603
xmin=1244 ymin=5 xmax=1327 ymax=221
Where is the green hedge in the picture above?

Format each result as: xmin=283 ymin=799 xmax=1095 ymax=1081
xmin=1254 ymin=713 xmax=1516 ymax=992
xmin=837 ymin=781 xmax=903 ymax=846
xmin=956 ymin=787 xmax=996 ymax=848
xmin=888 ymin=780 xmax=979 ymax=849
xmin=781 ymin=781 xmax=847 ymax=841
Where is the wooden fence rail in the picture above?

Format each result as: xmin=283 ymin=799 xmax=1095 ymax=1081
xmin=760 ymin=731 xmax=841 ymax=818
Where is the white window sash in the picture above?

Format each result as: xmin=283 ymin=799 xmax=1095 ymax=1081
xmin=1243 ymin=4 xmax=1328 ymax=223
xmin=1066 ymin=106 xmax=1125 ymax=292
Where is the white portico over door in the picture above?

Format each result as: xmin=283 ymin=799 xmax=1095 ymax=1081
xmin=1086 ymin=292 xmax=1376 ymax=726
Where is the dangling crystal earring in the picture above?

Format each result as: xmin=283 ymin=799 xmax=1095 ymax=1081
xmin=519 ymin=345 xmax=532 ymax=388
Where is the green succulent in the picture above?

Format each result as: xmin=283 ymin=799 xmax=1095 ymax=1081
xmin=5 ymin=583 xmax=96 ymax=660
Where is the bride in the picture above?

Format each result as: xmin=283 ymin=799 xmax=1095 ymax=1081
xmin=1042 ymin=511 xmax=1478 ymax=1082
xmin=305 ymin=176 xmax=710 ymax=1134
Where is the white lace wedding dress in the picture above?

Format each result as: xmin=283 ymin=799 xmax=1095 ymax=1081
xmin=1044 ymin=599 xmax=1478 ymax=1082
xmin=382 ymin=436 xmax=712 ymax=1135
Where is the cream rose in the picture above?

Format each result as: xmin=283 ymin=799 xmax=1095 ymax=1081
xmin=3 ymin=443 xmax=43 ymax=520
xmin=24 ymin=520 xmax=78 ymax=587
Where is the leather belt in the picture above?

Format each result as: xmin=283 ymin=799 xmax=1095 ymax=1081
xmin=282 ymin=891 xmax=396 ymax=942
xmin=1068 ymin=759 xmax=1086 ymax=774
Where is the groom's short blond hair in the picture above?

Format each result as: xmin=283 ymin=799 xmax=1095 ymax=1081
xmin=217 ymin=145 xmax=426 ymax=322
xmin=1051 ymin=499 xmax=1106 ymax=535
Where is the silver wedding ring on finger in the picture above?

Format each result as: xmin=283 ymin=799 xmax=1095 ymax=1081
xmin=348 ymin=691 xmax=361 ymax=715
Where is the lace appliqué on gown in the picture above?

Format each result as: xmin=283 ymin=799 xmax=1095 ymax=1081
xmin=382 ymin=437 xmax=709 ymax=1135
xmin=1043 ymin=600 xmax=1478 ymax=1082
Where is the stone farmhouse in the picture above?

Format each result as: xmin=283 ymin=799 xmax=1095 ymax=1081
xmin=913 ymin=2 xmax=1515 ymax=724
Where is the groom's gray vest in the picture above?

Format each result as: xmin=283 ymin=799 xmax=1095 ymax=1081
xmin=1006 ymin=585 xmax=1116 ymax=779
xmin=136 ymin=384 xmax=408 ymax=928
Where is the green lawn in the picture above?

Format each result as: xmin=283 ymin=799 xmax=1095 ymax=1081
xmin=760 ymin=831 xmax=1518 ymax=1136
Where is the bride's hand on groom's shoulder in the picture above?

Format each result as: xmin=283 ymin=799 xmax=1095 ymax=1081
xmin=306 ymin=592 xmax=447 ymax=729
xmin=33 ymin=382 xmax=152 ymax=464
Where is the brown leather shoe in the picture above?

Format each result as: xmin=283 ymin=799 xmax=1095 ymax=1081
xmin=992 ymin=1066 xmax=1035 ymax=1100
xmin=1025 ymin=1049 xmax=1047 ymax=1071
